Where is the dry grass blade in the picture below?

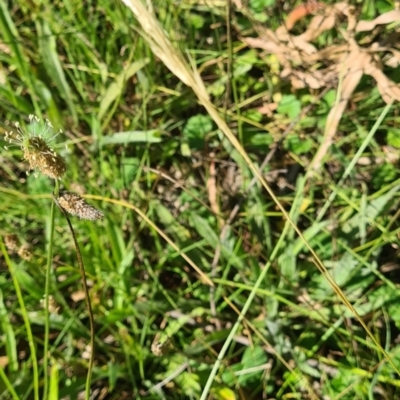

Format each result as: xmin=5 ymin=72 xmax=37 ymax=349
xmin=298 ymin=2 xmax=350 ymax=42
xmin=308 ymin=45 xmax=367 ymax=172
xmin=365 ymin=61 xmax=400 ymax=103
xmin=356 ymin=10 xmax=400 ymax=32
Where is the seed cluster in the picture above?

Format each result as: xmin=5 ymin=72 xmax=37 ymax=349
xmin=18 ymin=244 xmax=33 ymax=261
xmin=5 ymin=115 xmax=66 ymax=180
xmin=57 ymin=192 xmax=104 ymax=221
xmin=5 ymin=115 xmax=104 ymax=221
xmin=23 ymin=136 xmax=66 ymax=179
xmin=4 ymin=234 xmax=18 ymax=252
xmin=4 ymin=234 xmax=33 ymax=260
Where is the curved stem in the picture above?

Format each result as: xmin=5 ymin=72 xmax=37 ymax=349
xmin=52 ymin=194 xmax=95 ymax=400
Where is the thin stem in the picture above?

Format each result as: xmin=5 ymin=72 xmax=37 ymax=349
xmin=0 ymin=239 xmax=39 ymax=400
xmin=53 ymin=195 xmax=95 ymax=400
xmin=0 ymin=366 xmax=20 ymax=400
xmin=43 ymin=179 xmax=59 ymax=400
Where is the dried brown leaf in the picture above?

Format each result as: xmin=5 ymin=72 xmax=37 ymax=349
xmin=383 ymin=49 xmax=400 ymax=68
xmin=242 ymin=36 xmax=285 ymax=54
xmin=282 ymin=69 xmax=332 ymax=89
xmin=0 ymin=356 xmax=8 ymax=368
xmin=275 ymin=26 xmax=318 ymax=54
xmin=232 ymin=0 xmax=243 ymax=9
xmin=356 ymin=10 xmax=400 ymax=32
xmin=257 ymin=102 xmax=278 ymax=116
xmin=241 ymin=0 xmax=400 ymax=174
xmin=299 ymin=3 xmax=350 ymax=42
xmin=364 ymin=61 xmax=400 ymax=103
xmin=286 ymin=1 xmax=325 ymax=31
xmin=309 ymin=47 xmax=368 ymax=172
xmin=71 ymin=290 xmax=86 ymax=302
xmin=207 ymin=156 xmax=220 ymax=225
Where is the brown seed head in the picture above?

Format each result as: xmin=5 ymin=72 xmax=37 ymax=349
xmin=23 ymin=137 xmax=66 ymax=179
xmin=40 ymin=295 xmax=60 ymax=314
xmin=57 ymin=192 xmax=104 ymax=221
xmin=4 ymin=115 xmax=66 ymax=179
xmin=4 ymin=234 xmax=19 ymax=252
xmin=18 ymin=244 xmax=33 ymax=261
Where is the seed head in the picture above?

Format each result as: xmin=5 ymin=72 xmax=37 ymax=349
xmin=40 ymin=295 xmax=60 ymax=314
xmin=4 ymin=234 xmax=19 ymax=252
xmin=4 ymin=115 xmax=66 ymax=179
xmin=57 ymin=192 xmax=104 ymax=221
xmin=18 ymin=244 xmax=33 ymax=261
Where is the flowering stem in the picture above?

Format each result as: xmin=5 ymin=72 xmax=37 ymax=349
xmin=43 ymin=179 xmax=59 ymax=400
xmin=52 ymin=194 xmax=95 ymax=400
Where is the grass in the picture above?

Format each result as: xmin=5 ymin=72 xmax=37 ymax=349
xmin=1 ymin=0 xmax=400 ymax=399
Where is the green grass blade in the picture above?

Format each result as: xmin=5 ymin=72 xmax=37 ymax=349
xmin=48 ymin=362 xmax=59 ymax=400
xmin=98 ymin=58 xmax=149 ymax=122
xmin=0 ymin=366 xmax=20 ymax=400
xmin=0 ymin=290 xmax=18 ymax=373
xmin=100 ymin=129 xmax=162 ymax=145
xmin=0 ymin=2 xmax=41 ymax=115
xmin=36 ymin=19 xmax=78 ymax=124
xmin=0 ymin=239 xmax=39 ymax=400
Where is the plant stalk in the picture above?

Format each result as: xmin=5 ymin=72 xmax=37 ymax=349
xmin=52 ymin=194 xmax=95 ymax=400
xmin=43 ymin=179 xmax=59 ymax=400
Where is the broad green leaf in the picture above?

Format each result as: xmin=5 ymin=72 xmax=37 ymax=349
xmin=154 ymin=201 xmax=190 ymax=242
xmin=175 ymin=372 xmax=201 ymax=396
xmin=323 ymin=252 xmax=359 ymax=288
xmin=278 ymin=250 xmax=297 ymax=282
xmin=242 ymin=345 xmax=267 ymax=367
xmin=277 ymin=94 xmax=301 ymax=119
xmin=323 ymin=89 xmax=337 ymax=107
xmin=190 ymin=214 xmax=219 ymax=244
xmin=248 ymin=132 xmax=274 ymax=148
xmin=101 ymin=129 xmax=162 ymax=145
xmin=387 ymin=130 xmax=400 ymax=148
xmin=183 ymin=114 xmax=213 ymax=150
xmin=284 ymin=134 xmax=313 ymax=155
xmin=371 ymin=163 xmax=397 ymax=189
xmin=211 ymin=387 xmax=237 ymax=400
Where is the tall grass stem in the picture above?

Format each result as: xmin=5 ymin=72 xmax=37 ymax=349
xmin=43 ymin=179 xmax=60 ymax=399
xmin=52 ymin=195 xmax=95 ymax=400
